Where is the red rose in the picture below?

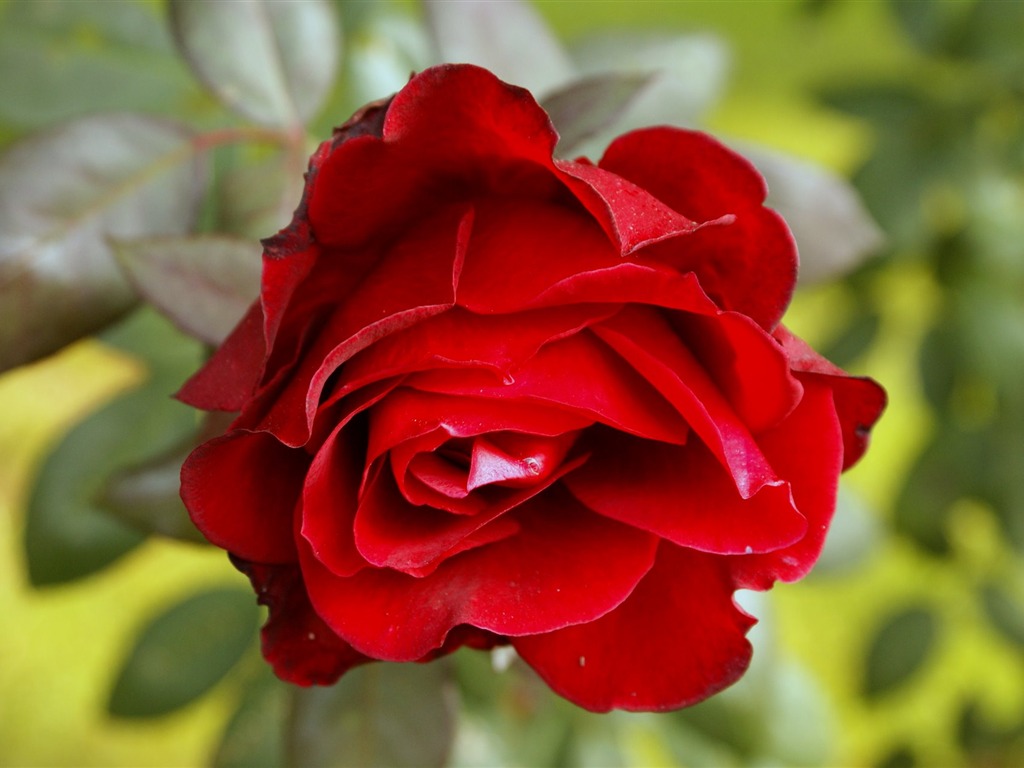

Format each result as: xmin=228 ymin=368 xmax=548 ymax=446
xmin=179 ymin=64 xmax=885 ymax=712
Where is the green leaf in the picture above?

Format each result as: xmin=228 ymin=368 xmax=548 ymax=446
xmin=570 ymin=32 xmax=730 ymax=133
xmin=0 ymin=113 xmax=207 ymax=372
xmin=114 ymin=235 xmax=261 ymax=345
xmin=213 ymin=667 xmax=287 ymax=768
xmin=423 ymin=0 xmax=575 ymax=96
xmin=741 ymin=146 xmax=885 ymax=285
xmin=0 ymin=0 xmax=202 ymax=129
xmin=862 ymin=606 xmax=939 ymax=698
xmin=24 ymin=308 xmax=204 ymax=585
xmin=980 ymin=583 xmax=1024 ymax=648
xmin=108 ymin=587 xmax=260 ymax=718
xmin=542 ymin=73 xmax=652 ymax=156
xmin=217 ymin=151 xmax=303 ymax=239
xmin=169 ymin=0 xmax=341 ymax=128
xmin=287 ymin=662 xmax=458 ymax=768
xmin=97 ymin=435 xmax=207 ymax=544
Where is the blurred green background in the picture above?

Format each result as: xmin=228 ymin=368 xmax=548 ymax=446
xmin=1 ymin=0 xmax=1023 ymax=766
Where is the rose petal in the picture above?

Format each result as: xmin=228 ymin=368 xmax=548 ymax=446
xmin=599 ymin=127 xmax=797 ymax=330
xmin=367 ymin=388 xmax=594 ymax=464
xmin=592 ymin=307 xmax=778 ymax=498
xmin=331 ymin=303 xmax=620 ymax=401
xmin=731 ymin=378 xmax=844 ymax=588
xmin=238 ymin=205 xmax=473 ymax=447
xmin=406 ymin=330 xmax=689 ymax=445
xmin=230 ymin=556 xmax=369 ymax=686
xmin=773 ymin=324 xmax=887 ymax=469
xmin=565 ymin=429 xmax=806 ymax=555
xmin=675 ymin=310 xmax=803 ymax=434
xmin=309 ymin=65 xmax=562 ymax=251
xmin=181 ymin=430 xmax=306 ymax=563
xmin=299 ymin=486 xmax=659 ymax=660
xmin=514 ymin=543 xmax=754 ymax=712
xmin=176 ymin=301 xmax=265 ymax=411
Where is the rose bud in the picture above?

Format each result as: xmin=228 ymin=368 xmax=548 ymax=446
xmin=179 ymin=64 xmax=885 ymax=712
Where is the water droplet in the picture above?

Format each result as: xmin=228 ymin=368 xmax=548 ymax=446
xmin=525 ymin=457 xmax=541 ymax=474
xmin=307 ymin=632 xmax=316 ymax=641
xmin=744 ymin=545 xmax=753 ymax=555
xmin=578 ymin=656 xmax=586 ymax=667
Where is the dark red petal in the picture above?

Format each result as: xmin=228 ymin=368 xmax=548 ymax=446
xmin=331 ymin=303 xmax=620 ymax=402
xmin=565 ymin=430 xmax=805 ymax=555
xmin=599 ymin=127 xmax=797 ymax=329
xmin=772 ymin=325 xmax=887 ymax=469
xmin=231 ymin=556 xmax=369 ymax=686
xmin=731 ymin=378 xmax=844 ymax=588
xmin=298 ymin=487 xmax=659 ymax=660
xmin=553 ymin=158 xmax=701 ymax=255
xmin=181 ymin=431 xmax=306 ymax=563
xmin=592 ymin=307 xmax=778 ymax=498
xmin=299 ymin=421 xmax=368 ymax=579
xmin=309 ymin=65 xmax=562 ymax=251
xmin=406 ymin=330 xmax=689 ymax=445
xmin=514 ymin=543 xmax=754 ymax=712
xmin=352 ymin=463 xmax=558 ymax=575
xmin=176 ymin=301 xmax=265 ymax=411
xmin=676 ymin=311 xmax=803 ymax=434
xmin=241 ymin=205 xmax=473 ymax=447
xmin=367 ymin=388 xmax=594 ymax=464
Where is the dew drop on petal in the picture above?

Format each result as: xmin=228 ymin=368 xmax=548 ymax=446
xmin=744 ymin=545 xmax=753 ymax=555
xmin=578 ymin=656 xmax=586 ymax=667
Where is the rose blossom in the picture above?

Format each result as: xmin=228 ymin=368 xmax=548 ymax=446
xmin=179 ymin=64 xmax=885 ymax=712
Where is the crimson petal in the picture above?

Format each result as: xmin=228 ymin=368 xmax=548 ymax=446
xmin=565 ymin=430 xmax=806 ymax=555
xmin=181 ymin=430 xmax=306 ymax=563
xmin=599 ymin=127 xmax=797 ymax=330
xmin=514 ymin=543 xmax=754 ymax=712
xmin=298 ymin=487 xmax=659 ymax=660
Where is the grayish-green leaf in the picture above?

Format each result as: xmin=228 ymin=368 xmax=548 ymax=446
xmin=811 ymin=486 xmax=881 ymax=576
xmin=980 ymin=583 xmax=1024 ymax=649
xmin=98 ymin=437 xmax=207 ymax=544
xmin=740 ymin=145 xmax=885 ymax=285
xmin=288 ymin=662 xmax=458 ymax=768
xmin=424 ymin=0 xmax=575 ymax=96
xmin=0 ymin=0 xmax=201 ymax=129
xmin=218 ymin=152 xmax=304 ymax=239
xmin=114 ymin=235 xmax=262 ymax=345
xmin=108 ymin=587 xmax=260 ymax=718
xmin=170 ymin=0 xmax=341 ymax=127
xmin=0 ymin=114 xmax=206 ymax=371
xmin=863 ymin=606 xmax=939 ymax=698
xmin=542 ymin=73 xmax=653 ymax=156
xmin=214 ymin=667 xmax=287 ymax=768
xmin=569 ymin=32 xmax=730 ymax=157
xmin=24 ymin=308 xmax=204 ymax=586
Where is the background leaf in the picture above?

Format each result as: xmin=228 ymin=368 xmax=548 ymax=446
xmin=424 ymin=0 xmax=575 ymax=97
xmin=169 ymin=0 xmax=341 ymax=127
xmin=0 ymin=0 xmax=201 ymax=130
xmin=740 ymin=145 xmax=885 ymax=285
xmin=541 ymin=73 xmax=652 ymax=156
xmin=108 ymin=587 xmax=260 ymax=718
xmin=862 ymin=606 xmax=939 ymax=698
xmin=0 ymin=113 xmax=206 ymax=371
xmin=114 ymin=235 xmax=262 ymax=345
xmin=213 ymin=667 xmax=287 ymax=768
xmin=23 ymin=308 xmax=204 ymax=585
xmin=287 ymin=662 xmax=458 ymax=768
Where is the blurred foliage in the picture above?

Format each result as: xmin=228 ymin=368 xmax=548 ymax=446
xmin=1 ymin=1 xmax=1023 ymax=767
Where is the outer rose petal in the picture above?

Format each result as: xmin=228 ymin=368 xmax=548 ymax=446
xmin=181 ymin=431 xmax=307 ymax=563
xmin=731 ymin=378 xmax=844 ymax=588
xmin=231 ymin=556 xmax=369 ymax=685
xmin=564 ymin=429 xmax=806 ymax=556
xmin=299 ymin=487 xmax=659 ymax=660
xmin=600 ymin=127 xmax=797 ymax=330
xmin=514 ymin=543 xmax=754 ymax=712
xmin=773 ymin=325 xmax=887 ymax=469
